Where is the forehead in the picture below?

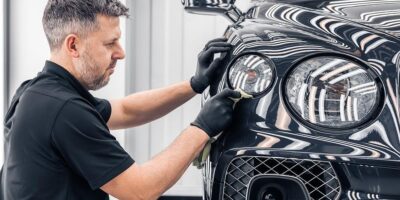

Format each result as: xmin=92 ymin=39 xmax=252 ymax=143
xmin=92 ymin=15 xmax=121 ymax=38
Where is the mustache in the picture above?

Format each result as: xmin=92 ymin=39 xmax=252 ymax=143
xmin=109 ymin=60 xmax=117 ymax=68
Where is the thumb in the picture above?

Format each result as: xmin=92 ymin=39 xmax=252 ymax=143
xmin=217 ymin=89 xmax=242 ymax=99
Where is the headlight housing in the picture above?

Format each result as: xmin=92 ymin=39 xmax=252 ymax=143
xmin=228 ymin=53 xmax=275 ymax=95
xmin=285 ymin=56 xmax=381 ymax=129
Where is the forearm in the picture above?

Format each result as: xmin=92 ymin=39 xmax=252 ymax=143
xmin=108 ymin=81 xmax=196 ymax=130
xmin=101 ymin=126 xmax=208 ymax=200
xmin=137 ymin=126 xmax=209 ymax=198
xmin=101 ymin=88 xmax=239 ymax=200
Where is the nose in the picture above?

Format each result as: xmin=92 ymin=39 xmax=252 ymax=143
xmin=113 ymin=43 xmax=126 ymax=60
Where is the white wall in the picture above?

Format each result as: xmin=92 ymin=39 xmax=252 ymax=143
xmin=9 ymin=0 xmax=48 ymax=98
xmin=6 ymin=0 xmax=251 ymax=197
xmin=8 ymin=0 xmax=126 ymax=142
xmin=8 ymin=0 xmax=126 ymax=100
xmin=91 ymin=0 xmax=127 ymax=146
xmin=0 ymin=0 xmax=5 ymax=165
xmin=125 ymin=0 xmax=250 ymax=196
xmin=8 ymin=2 xmax=126 ymax=199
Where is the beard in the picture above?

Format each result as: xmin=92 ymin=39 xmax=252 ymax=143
xmin=75 ymin=51 xmax=113 ymax=91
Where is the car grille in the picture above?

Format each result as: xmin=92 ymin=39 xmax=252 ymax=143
xmin=223 ymin=156 xmax=341 ymax=200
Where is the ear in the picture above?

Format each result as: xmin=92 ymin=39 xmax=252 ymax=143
xmin=64 ymin=34 xmax=81 ymax=58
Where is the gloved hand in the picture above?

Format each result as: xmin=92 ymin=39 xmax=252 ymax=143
xmin=190 ymin=38 xmax=232 ymax=93
xmin=191 ymin=89 xmax=241 ymax=138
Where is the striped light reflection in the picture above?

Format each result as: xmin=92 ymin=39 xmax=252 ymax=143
xmin=228 ymin=54 xmax=274 ymax=95
xmin=286 ymin=56 xmax=380 ymax=129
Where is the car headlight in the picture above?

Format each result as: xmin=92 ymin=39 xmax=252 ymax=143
xmin=285 ymin=56 xmax=381 ymax=129
xmin=228 ymin=54 xmax=275 ymax=95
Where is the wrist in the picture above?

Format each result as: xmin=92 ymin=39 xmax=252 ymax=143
xmin=188 ymin=125 xmax=210 ymax=140
xmin=190 ymin=76 xmax=208 ymax=94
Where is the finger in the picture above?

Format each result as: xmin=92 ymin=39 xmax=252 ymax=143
xmin=208 ymin=58 xmax=224 ymax=72
xmin=220 ymin=52 xmax=229 ymax=60
xmin=204 ymin=38 xmax=228 ymax=48
xmin=205 ymin=42 xmax=231 ymax=50
xmin=218 ymin=52 xmax=232 ymax=65
xmin=208 ymin=58 xmax=228 ymax=74
xmin=203 ymin=46 xmax=231 ymax=59
xmin=218 ymin=89 xmax=242 ymax=99
xmin=207 ymin=59 xmax=227 ymax=81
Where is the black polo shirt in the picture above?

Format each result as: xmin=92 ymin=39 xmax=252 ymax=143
xmin=1 ymin=61 xmax=134 ymax=200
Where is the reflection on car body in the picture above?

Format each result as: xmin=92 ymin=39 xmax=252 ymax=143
xmin=183 ymin=0 xmax=400 ymax=199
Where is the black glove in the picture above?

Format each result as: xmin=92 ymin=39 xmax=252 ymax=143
xmin=190 ymin=38 xmax=232 ymax=93
xmin=191 ymin=89 xmax=241 ymax=138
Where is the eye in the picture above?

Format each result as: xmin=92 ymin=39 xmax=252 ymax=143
xmin=105 ymin=42 xmax=115 ymax=47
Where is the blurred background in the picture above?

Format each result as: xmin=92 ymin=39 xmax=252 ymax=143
xmin=1 ymin=0 xmax=251 ymax=198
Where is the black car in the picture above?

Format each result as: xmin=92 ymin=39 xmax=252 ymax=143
xmin=183 ymin=0 xmax=400 ymax=200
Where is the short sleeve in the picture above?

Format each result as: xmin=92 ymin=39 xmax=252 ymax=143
xmin=51 ymin=99 xmax=134 ymax=189
xmin=93 ymin=97 xmax=112 ymax=123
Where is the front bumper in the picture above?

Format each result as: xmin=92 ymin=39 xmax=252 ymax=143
xmin=205 ymin=149 xmax=400 ymax=200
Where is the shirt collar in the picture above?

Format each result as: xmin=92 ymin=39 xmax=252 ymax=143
xmin=42 ymin=60 xmax=98 ymax=105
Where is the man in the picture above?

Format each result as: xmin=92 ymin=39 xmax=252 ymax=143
xmin=0 ymin=0 xmax=240 ymax=199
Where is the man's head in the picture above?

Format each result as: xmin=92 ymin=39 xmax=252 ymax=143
xmin=42 ymin=0 xmax=129 ymax=90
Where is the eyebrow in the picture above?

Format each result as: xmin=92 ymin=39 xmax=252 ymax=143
xmin=105 ymin=37 xmax=119 ymax=43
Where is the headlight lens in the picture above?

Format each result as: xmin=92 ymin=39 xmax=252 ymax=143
xmin=285 ymin=56 xmax=380 ymax=129
xmin=228 ymin=54 xmax=274 ymax=95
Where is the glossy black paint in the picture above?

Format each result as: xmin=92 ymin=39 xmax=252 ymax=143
xmin=182 ymin=0 xmax=244 ymax=23
xmin=190 ymin=0 xmax=400 ymax=199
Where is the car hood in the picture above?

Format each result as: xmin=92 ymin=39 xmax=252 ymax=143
xmin=252 ymin=0 xmax=400 ymax=38
xmin=208 ymin=0 xmax=400 ymax=164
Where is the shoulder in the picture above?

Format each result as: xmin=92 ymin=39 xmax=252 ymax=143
xmin=51 ymin=98 xmax=113 ymax=143
xmin=26 ymin=75 xmax=81 ymax=102
xmin=58 ymin=97 xmax=103 ymax=118
xmin=55 ymin=98 xmax=110 ymax=129
xmin=27 ymin=76 xmax=111 ymax=122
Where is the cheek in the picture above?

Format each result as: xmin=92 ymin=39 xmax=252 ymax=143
xmin=99 ymin=49 xmax=114 ymax=62
xmin=93 ymin=49 xmax=112 ymax=66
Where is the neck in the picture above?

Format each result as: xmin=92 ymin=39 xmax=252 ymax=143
xmin=50 ymin=53 xmax=75 ymax=70
xmin=50 ymin=53 xmax=75 ymax=74
xmin=49 ymin=53 xmax=88 ymax=89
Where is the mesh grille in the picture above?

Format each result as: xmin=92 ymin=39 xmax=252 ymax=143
xmin=223 ymin=156 xmax=341 ymax=200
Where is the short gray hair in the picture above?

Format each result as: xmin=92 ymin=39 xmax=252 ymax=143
xmin=42 ymin=0 xmax=129 ymax=51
